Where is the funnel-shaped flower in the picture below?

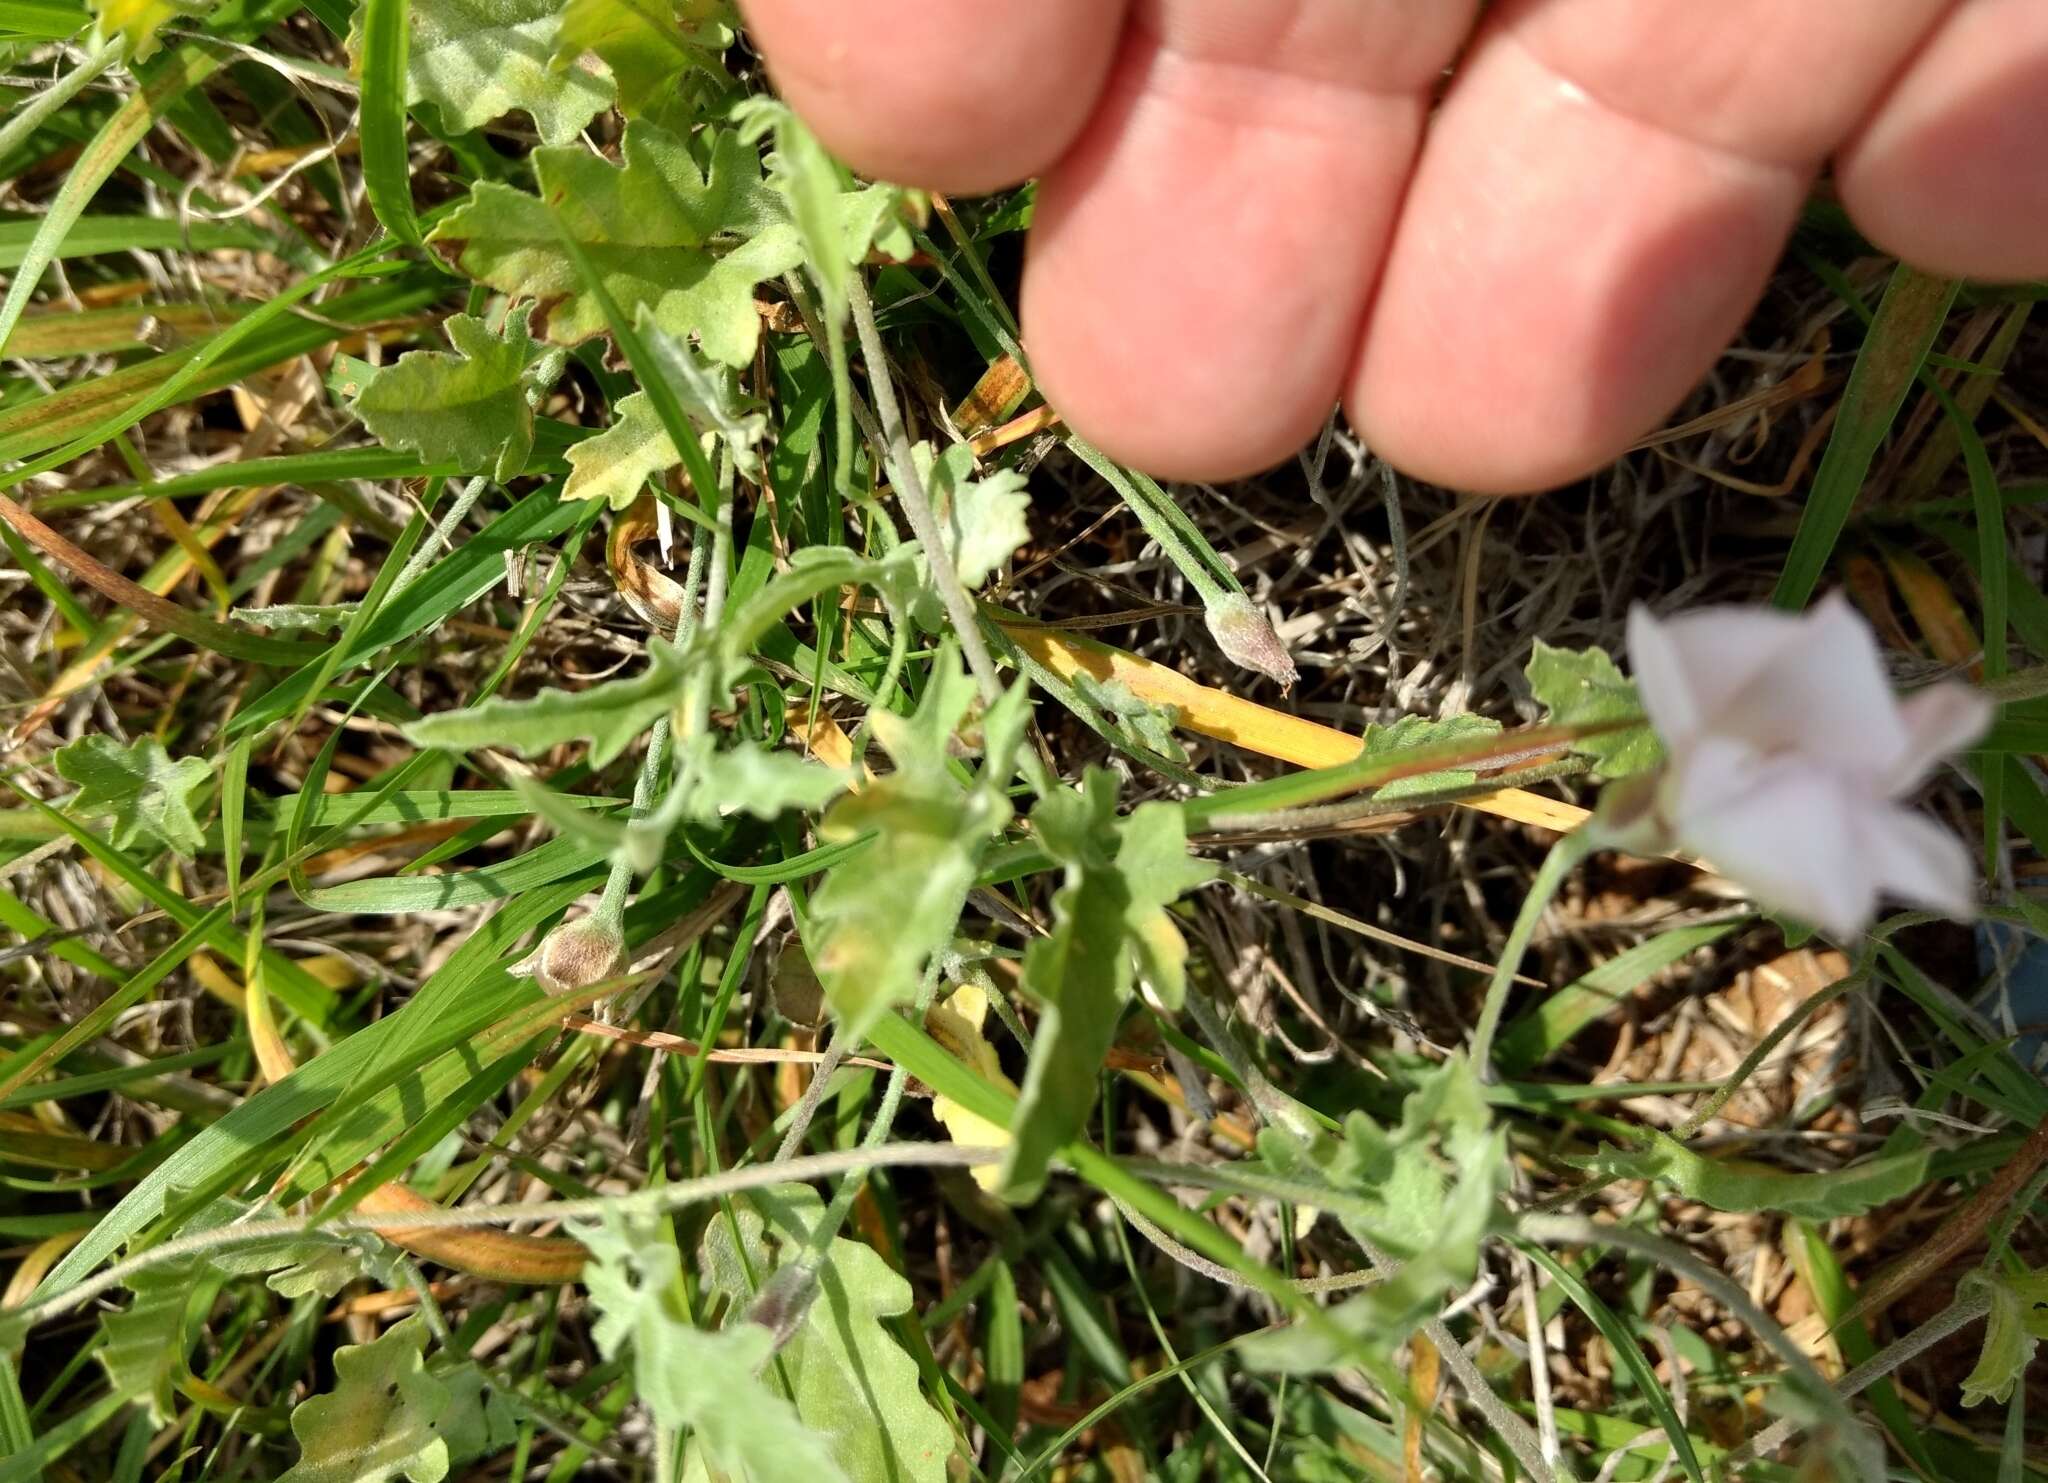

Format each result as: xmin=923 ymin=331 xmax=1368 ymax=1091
xmin=1604 ymin=594 xmax=1990 ymax=939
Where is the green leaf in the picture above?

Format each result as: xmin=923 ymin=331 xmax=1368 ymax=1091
xmin=578 ymin=1214 xmax=848 ymax=1483
xmin=54 ymin=733 xmax=212 ymax=856
xmin=1000 ymin=775 xmax=1133 ymax=1204
xmin=352 ymin=0 xmax=612 ymax=145
xmin=735 ymin=98 xmax=921 ymax=321
xmin=1960 ymin=1269 xmax=2048 ymax=1408
xmin=404 ymin=636 xmax=688 ymax=767
xmin=277 ymin=1316 xmax=454 ymax=1483
xmin=701 ymin=1189 xmax=954 ymax=1483
xmin=1524 ymin=640 xmax=1662 ymax=780
xmin=917 ymin=441 xmax=1030 ymax=592
xmin=562 ymin=356 xmax=765 ymax=508
xmin=351 ymin=313 xmax=547 ymax=480
xmin=96 ymin=1270 xmax=201 ymax=1423
xmin=1773 ymin=266 xmax=1960 ymax=610
xmin=89 ymin=0 xmax=207 ymax=58
xmin=552 ymin=0 xmax=732 ymax=116
xmin=562 ymin=391 xmax=687 ymax=509
xmin=1000 ymin=775 xmax=1209 ymax=1202
xmin=685 ymin=735 xmax=853 ymax=820
xmin=1249 ymin=1058 xmax=1506 ymax=1369
xmin=1568 ymin=1131 xmax=1931 ymax=1222
xmin=1115 ymin=798 xmax=1211 ymax=1008
xmin=1067 ymin=672 xmax=1185 ymax=763
xmin=808 ymin=654 xmax=1012 ymax=1034
xmin=1361 ymin=713 xmax=1502 ymax=801
xmin=427 ymin=122 xmax=802 ymax=366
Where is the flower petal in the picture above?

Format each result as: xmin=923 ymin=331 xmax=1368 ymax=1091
xmin=1672 ymin=757 xmax=1877 ymax=940
xmin=1886 ymin=682 xmax=1994 ymax=794
xmin=1860 ymin=803 xmax=1978 ymax=920
xmin=1718 ymin=593 xmax=1906 ymax=775
xmin=1626 ymin=602 xmax=1804 ymax=742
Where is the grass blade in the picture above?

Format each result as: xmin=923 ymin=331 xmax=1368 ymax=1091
xmin=356 ymin=0 xmax=420 ymax=242
xmin=1772 ymin=265 xmax=1959 ymax=609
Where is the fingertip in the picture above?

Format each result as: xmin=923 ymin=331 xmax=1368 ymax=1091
xmin=1021 ymin=17 xmax=1438 ymax=485
xmin=1349 ymin=35 xmax=1803 ymax=494
xmin=1836 ymin=0 xmax=2048 ymax=282
xmin=738 ymin=0 xmax=1127 ymax=192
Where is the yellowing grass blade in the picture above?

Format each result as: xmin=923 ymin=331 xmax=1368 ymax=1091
xmin=993 ymin=618 xmax=1592 ymax=834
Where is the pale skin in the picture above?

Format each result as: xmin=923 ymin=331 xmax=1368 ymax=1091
xmin=736 ymin=0 xmax=2048 ymax=493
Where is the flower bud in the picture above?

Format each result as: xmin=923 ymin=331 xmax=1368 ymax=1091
xmin=1204 ymin=593 xmax=1298 ymax=689
xmin=517 ymin=915 xmax=626 ymax=994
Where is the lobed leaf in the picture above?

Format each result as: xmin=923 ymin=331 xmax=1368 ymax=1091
xmin=427 ymin=122 xmax=800 ymax=366
xmin=1524 ymin=640 xmax=1662 ymax=779
xmin=277 ymin=1316 xmax=453 ymax=1483
xmin=404 ymin=636 xmax=690 ymax=767
xmin=700 ymin=1189 xmax=953 ymax=1483
xmin=578 ymin=1214 xmax=848 ymax=1483
xmin=54 ymin=733 xmax=212 ymax=856
xmin=351 ymin=313 xmax=548 ymax=480
xmin=1569 ymin=1131 xmax=1931 ymax=1222
xmin=353 ymin=0 xmax=611 ymax=144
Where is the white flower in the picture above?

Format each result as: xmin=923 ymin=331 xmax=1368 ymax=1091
xmin=1604 ymin=593 xmax=1991 ymax=939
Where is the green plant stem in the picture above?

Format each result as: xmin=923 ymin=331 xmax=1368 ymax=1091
xmin=1722 ymin=1284 xmax=1992 ymax=1468
xmin=1201 ymin=757 xmax=1590 ymax=836
xmin=1469 ymin=829 xmax=1594 ymax=1081
xmin=6 ymin=1143 xmax=1006 ymax=1334
xmin=389 ymin=474 xmax=488 ymax=595
xmin=849 ymin=612 xmax=912 ymax=760
xmin=846 ymin=272 xmax=1003 ymax=706
xmin=0 ymin=41 xmax=120 ymax=172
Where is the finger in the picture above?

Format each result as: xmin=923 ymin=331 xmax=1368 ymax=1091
xmin=736 ymin=0 xmax=1127 ymax=193
xmin=1349 ymin=0 xmax=1955 ymax=494
xmin=1837 ymin=0 xmax=2048 ymax=281
xmin=1019 ymin=1 xmax=1478 ymax=482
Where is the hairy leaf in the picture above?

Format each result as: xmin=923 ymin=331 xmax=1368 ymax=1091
xmin=96 ymin=1271 xmax=198 ymax=1423
xmin=277 ymin=1316 xmax=454 ymax=1483
xmin=1001 ymin=774 xmax=1210 ymax=1201
xmin=55 ymin=733 xmax=212 ymax=856
xmin=1362 ymin=713 xmax=1503 ymax=801
xmin=354 ymin=0 xmax=611 ymax=144
xmin=562 ymin=342 xmax=764 ymax=507
xmin=428 ymin=122 xmax=800 ymax=365
xmin=684 ymin=735 xmax=853 ymax=820
xmin=1569 ymin=1131 xmax=1931 ymax=1221
xmin=351 ymin=313 xmax=546 ymax=480
xmin=552 ymin=0 xmax=732 ymax=116
xmin=809 ymin=656 xmax=1018 ymax=1034
xmin=1525 ymin=640 xmax=1662 ymax=780
xmin=1068 ymin=672 xmax=1185 ymax=762
xmin=917 ymin=441 xmax=1030 ymax=592
xmin=579 ymin=1214 xmax=846 ymax=1483
xmin=562 ymin=391 xmax=686 ymax=509
xmin=735 ymin=97 xmax=922 ymax=321
xmin=1960 ymin=1269 xmax=2048 ymax=1407
xmin=701 ymin=1190 xmax=953 ymax=1483
xmin=405 ymin=637 xmax=689 ymax=767
xmin=1251 ymin=1058 xmax=1506 ymax=1369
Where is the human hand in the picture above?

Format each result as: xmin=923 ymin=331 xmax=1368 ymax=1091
xmin=737 ymin=0 xmax=2047 ymax=492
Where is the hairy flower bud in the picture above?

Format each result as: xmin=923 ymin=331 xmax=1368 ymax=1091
xmin=1204 ymin=593 xmax=1298 ymax=689
xmin=517 ymin=914 xmax=626 ymax=994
